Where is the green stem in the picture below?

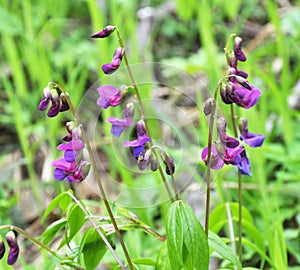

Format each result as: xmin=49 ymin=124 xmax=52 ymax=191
xmin=204 ymin=75 xmax=233 ymax=235
xmin=230 ymin=104 xmax=243 ymax=262
xmin=67 ymin=191 xmax=125 ymax=268
xmin=0 ymin=225 xmax=62 ymax=260
xmin=54 ymin=83 xmax=133 ymax=270
xmin=115 ymin=28 xmax=175 ymax=202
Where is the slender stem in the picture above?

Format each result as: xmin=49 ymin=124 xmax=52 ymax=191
xmin=0 ymin=225 xmax=62 ymax=260
xmin=115 ymin=28 xmax=175 ymax=202
xmin=67 ymin=191 xmax=125 ymax=268
xmin=230 ymin=104 xmax=242 ymax=262
xmin=54 ymin=83 xmax=134 ymax=270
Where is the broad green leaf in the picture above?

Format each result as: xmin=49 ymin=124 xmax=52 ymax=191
xmin=39 ymin=219 xmax=67 ymax=245
xmin=166 ymin=200 xmax=184 ymax=269
xmin=41 ymin=191 xmax=72 ymax=223
xmin=208 ymin=231 xmax=242 ymax=270
xmin=65 ymin=204 xmax=86 ymax=244
xmin=166 ymin=200 xmax=209 ymax=270
xmin=79 ymin=227 xmax=110 ymax=270
xmin=156 ymin=242 xmax=171 ymax=270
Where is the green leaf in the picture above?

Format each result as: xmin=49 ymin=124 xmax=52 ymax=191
xmin=166 ymin=200 xmax=209 ymax=270
xmin=41 ymin=191 xmax=72 ymax=223
xmin=208 ymin=231 xmax=242 ymax=270
xmin=132 ymin=258 xmax=156 ymax=266
xmin=65 ymin=204 xmax=86 ymax=244
xmin=39 ymin=219 xmax=67 ymax=245
xmin=79 ymin=227 xmax=110 ymax=270
xmin=156 ymin=242 xmax=171 ymax=270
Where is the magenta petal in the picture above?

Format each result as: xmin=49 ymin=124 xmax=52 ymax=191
xmin=201 ymin=145 xmax=224 ymax=170
xmin=7 ymin=245 xmax=19 ymax=265
xmin=57 ymin=140 xmax=84 ymax=151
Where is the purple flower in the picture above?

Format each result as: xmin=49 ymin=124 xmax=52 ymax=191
xmin=106 ymin=103 xmax=134 ymax=137
xmin=6 ymin=231 xmax=19 ymax=265
xmin=52 ymin=159 xmax=90 ymax=183
xmin=102 ymin=47 xmax=124 ymax=74
xmin=234 ymin=36 xmax=247 ymax=62
xmin=201 ymin=144 xmax=224 ymax=170
xmin=234 ymin=84 xmax=261 ymax=109
xmin=96 ymin=85 xmax=123 ymax=109
xmin=38 ymin=85 xmax=69 ymax=117
xmin=106 ymin=117 xmax=133 ymax=137
xmin=221 ymin=82 xmax=261 ymax=109
xmin=91 ymin=25 xmax=116 ymax=38
xmin=220 ymin=145 xmax=244 ymax=165
xmin=239 ymin=118 xmax=265 ymax=147
xmin=217 ymin=118 xmax=240 ymax=148
xmin=123 ymin=120 xmax=151 ymax=157
xmin=63 ymin=121 xmax=82 ymax=142
xmin=238 ymin=150 xmax=252 ymax=176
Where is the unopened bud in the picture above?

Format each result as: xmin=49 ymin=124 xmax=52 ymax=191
xmin=235 ymin=76 xmax=251 ymax=90
xmin=137 ymin=149 xmax=151 ymax=170
xmin=234 ymin=36 xmax=247 ymax=62
xmin=163 ymin=155 xmax=175 ymax=175
xmin=79 ymin=161 xmax=91 ymax=179
xmin=59 ymin=93 xmax=70 ymax=112
xmin=124 ymin=103 xmax=134 ymax=118
xmin=6 ymin=231 xmax=19 ymax=265
xmin=203 ymin=98 xmax=214 ymax=116
xmin=91 ymin=25 xmax=116 ymax=38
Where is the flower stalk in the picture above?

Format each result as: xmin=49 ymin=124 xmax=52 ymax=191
xmin=115 ymin=27 xmax=176 ymax=202
xmin=53 ymin=83 xmax=134 ymax=270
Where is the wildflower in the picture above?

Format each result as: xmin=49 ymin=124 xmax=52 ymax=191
xmin=62 ymin=121 xmax=82 ymax=142
xmin=52 ymin=159 xmax=90 ymax=182
xmin=234 ymin=36 xmax=246 ymax=62
xmin=237 ymin=150 xmax=251 ymax=176
xmin=239 ymin=118 xmax=265 ymax=147
xmin=91 ymin=25 xmax=116 ymax=38
xmin=96 ymin=85 xmax=123 ymax=109
xmin=123 ymin=120 xmax=151 ymax=157
xmin=57 ymin=139 xmax=85 ymax=162
xmin=0 ymin=237 xmax=5 ymax=260
xmin=106 ymin=103 xmax=134 ymax=137
xmin=217 ymin=118 xmax=240 ymax=148
xmin=220 ymin=82 xmax=261 ymax=109
xmin=163 ymin=156 xmax=175 ymax=175
xmin=38 ymin=85 xmax=69 ymax=117
xmin=201 ymin=144 xmax=224 ymax=170
xmin=102 ymin=47 xmax=124 ymax=74
xmin=5 ymin=231 xmax=19 ymax=265
xmin=137 ymin=149 xmax=152 ymax=170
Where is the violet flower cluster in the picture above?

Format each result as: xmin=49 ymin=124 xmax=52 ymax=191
xmin=202 ymin=36 xmax=265 ymax=176
xmin=91 ymin=26 xmax=174 ymax=174
xmin=0 ymin=231 xmax=19 ymax=265
xmin=51 ymin=122 xmax=90 ymax=182
xmin=38 ymin=83 xmax=69 ymax=117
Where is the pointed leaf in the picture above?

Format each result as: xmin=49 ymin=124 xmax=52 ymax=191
xmin=208 ymin=231 xmax=242 ymax=270
xmin=166 ymin=200 xmax=209 ymax=270
xmin=41 ymin=191 xmax=72 ymax=223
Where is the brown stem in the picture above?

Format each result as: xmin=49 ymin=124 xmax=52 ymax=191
xmin=116 ymin=29 xmax=174 ymax=202
xmin=54 ymin=83 xmax=133 ymax=270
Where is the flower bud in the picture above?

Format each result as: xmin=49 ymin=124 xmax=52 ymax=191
xmin=163 ymin=155 xmax=175 ymax=175
xmin=136 ymin=120 xmax=147 ymax=137
xmin=6 ymin=231 xmax=19 ymax=265
xmin=124 ymin=103 xmax=134 ymax=118
xmin=0 ymin=237 xmax=5 ymax=260
xmin=227 ymin=50 xmax=237 ymax=68
xmin=79 ymin=161 xmax=91 ymax=179
xmin=137 ymin=149 xmax=151 ymax=170
xmin=102 ymin=47 xmax=124 ymax=74
xmin=59 ymin=93 xmax=70 ymax=112
xmin=235 ymin=76 xmax=251 ymax=90
xmin=234 ymin=36 xmax=247 ymax=62
xmin=203 ymin=98 xmax=214 ymax=116
xmin=91 ymin=25 xmax=116 ymax=38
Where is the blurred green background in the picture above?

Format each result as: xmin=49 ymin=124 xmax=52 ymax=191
xmin=1 ymin=0 xmax=300 ymax=269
